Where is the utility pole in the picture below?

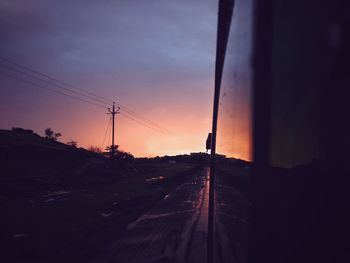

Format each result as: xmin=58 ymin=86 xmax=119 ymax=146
xmin=108 ymin=102 xmax=120 ymax=157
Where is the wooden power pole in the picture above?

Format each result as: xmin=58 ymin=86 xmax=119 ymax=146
xmin=108 ymin=102 xmax=120 ymax=157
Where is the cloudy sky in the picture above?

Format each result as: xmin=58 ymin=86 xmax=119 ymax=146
xmin=0 ymin=0 xmax=217 ymax=156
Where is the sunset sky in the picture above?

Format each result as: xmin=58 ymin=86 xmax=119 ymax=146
xmin=0 ymin=0 xmax=217 ymax=157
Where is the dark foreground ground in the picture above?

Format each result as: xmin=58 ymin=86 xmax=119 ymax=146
xmin=0 ymin=129 xmax=251 ymax=263
xmin=214 ymin=164 xmax=251 ymax=263
xmin=93 ymin=168 xmax=210 ymax=263
xmin=1 ymin=161 xmax=251 ymax=263
xmin=91 ymin=164 xmax=251 ymax=263
xmin=0 ymin=161 xmax=202 ymax=263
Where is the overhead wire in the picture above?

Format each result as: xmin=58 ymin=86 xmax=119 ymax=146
xmin=120 ymin=112 xmax=168 ymax=135
xmin=0 ymin=58 xmax=171 ymax=134
xmin=100 ymin=116 xmax=112 ymax=150
xmin=0 ymin=63 xmax=110 ymax=106
xmin=0 ymin=57 xmax=205 ymax=148
xmin=0 ymin=71 xmax=107 ymax=109
xmin=120 ymin=112 xmax=204 ymax=148
xmin=0 ymin=56 xmax=113 ymax=104
xmin=109 ymin=115 xmax=113 ymax=148
xmin=114 ymin=103 xmax=172 ymax=133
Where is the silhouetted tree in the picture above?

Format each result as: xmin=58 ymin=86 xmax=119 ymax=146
xmin=67 ymin=140 xmax=78 ymax=147
xmin=88 ymin=146 xmax=102 ymax=153
xmin=116 ymin=150 xmax=134 ymax=161
xmin=105 ymin=145 xmax=119 ymax=152
xmin=45 ymin=128 xmax=53 ymax=139
xmin=45 ymin=128 xmax=62 ymax=141
xmin=54 ymin=132 xmax=62 ymax=140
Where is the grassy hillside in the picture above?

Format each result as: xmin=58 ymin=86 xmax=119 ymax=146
xmin=0 ymin=128 xmax=203 ymax=262
xmin=0 ymin=128 xmax=117 ymax=195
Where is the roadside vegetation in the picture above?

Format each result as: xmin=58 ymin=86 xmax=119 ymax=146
xmin=0 ymin=128 xmax=204 ymax=262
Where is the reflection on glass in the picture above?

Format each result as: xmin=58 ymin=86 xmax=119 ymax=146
xmin=216 ymin=0 xmax=253 ymax=161
xmin=213 ymin=0 xmax=254 ymax=262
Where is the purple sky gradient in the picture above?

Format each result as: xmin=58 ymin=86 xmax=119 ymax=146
xmin=0 ymin=0 xmax=217 ymax=156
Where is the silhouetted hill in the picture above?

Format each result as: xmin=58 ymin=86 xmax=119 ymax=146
xmin=0 ymin=128 xmax=116 ymax=195
xmin=1 ymin=128 xmax=72 ymax=149
xmin=0 ymin=129 xmax=203 ymax=262
xmin=137 ymin=152 xmax=251 ymax=168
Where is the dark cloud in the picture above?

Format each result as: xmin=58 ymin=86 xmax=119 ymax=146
xmin=0 ymin=0 xmax=216 ymax=78
xmin=0 ymin=0 xmax=216 ymax=155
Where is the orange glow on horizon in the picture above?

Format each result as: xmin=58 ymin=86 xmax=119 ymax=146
xmin=21 ymin=82 xmax=215 ymax=157
xmin=1 ymin=76 xmax=214 ymax=157
xmin=67 ymin=110 xmax=212 ymax=157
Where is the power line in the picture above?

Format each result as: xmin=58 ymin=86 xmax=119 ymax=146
xmin=0 ymin=56 xmax=174 ymax=135
xmin=118 ymin=105 xmax=172 ymax=134
xmin=0 ymin=57 xmax=171 ymax=134
xmin=0 ymin=57 xmax=203 ymax=146
xmin=109 ymin=115 xmax=113 ymax=147
xmin=2 ymin=71 xmax=203 ymax=149
xmin=0 ymin=56 xmax=113 ymax=104
xmin=120 ymin=112 xmax=168 ymax=135
xmin=1 ymin=66 xmax=171 ymax=135
xmin=121 ymin=112 xmax=204 ymax=148
xmin=0 ymin=71 xmax=107 ymax=109
xmin=0 ymin=63 xmax=110 ymax=106
xmin=1 ymin=59 xmax=205 ymax=152
xmin=100 ymin=116 xmax=112 ymax=150
xmin=123 ymin=110 xmax=203 ymax=148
